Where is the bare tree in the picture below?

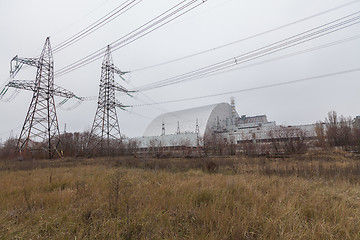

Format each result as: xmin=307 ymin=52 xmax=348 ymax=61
xmin=0 ymin=136 xmax=17 ymax=160
xmin=324 ymin=111 xmax=354 ymax=150
xmin=240 ymin=132 xmax=257 ymax=156
xmin=352 ymin=128 xmax=360 ymax=152
xmin=203 ymin=133 xmax=227 ymax=156
xmin=126 ymin=138 xmax=140 ymax=156
xmin=325 ymin=111 xmax=339 ymax=147
xmin=337 ymin=116 xmax=353 ymax=150
xmin=268 ymin=126 xmax=307 ymax=155
xmin=315 ymin=122 xmax=327 ymax=149
xmin=228 ymin=135 xmax=237 ymax=155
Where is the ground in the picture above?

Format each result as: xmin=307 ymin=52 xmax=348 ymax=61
xmin=1 ymin=151 xmax=360 ymax=239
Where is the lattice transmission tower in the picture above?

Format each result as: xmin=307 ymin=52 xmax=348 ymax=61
xmin=6 ymin=37 xmax=79 ymax=158
xmin=87 ymin=45 xmax=132 ymax=154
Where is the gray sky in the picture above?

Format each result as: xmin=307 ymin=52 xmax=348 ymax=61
xmin=0 ymin=0 xmax=360 ymax=141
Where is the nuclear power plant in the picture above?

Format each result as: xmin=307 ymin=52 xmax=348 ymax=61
xmin=135 ymin=98 xmax=318 ymax=151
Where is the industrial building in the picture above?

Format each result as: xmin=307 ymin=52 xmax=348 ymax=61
xmin=135 ymin=99 xmax=317 ymax=149
xmin=137 ymin=102 xmax=234 ymax=148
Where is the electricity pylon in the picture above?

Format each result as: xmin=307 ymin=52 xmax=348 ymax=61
xmin=7 ymin=37 xmax=79 ymax=158
xmin=87 ymin=45 xmax=132 ymax=155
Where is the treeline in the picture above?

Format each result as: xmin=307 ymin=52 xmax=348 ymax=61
xmin=0 ymin=131 xmax=141 ymax=160
xmin=1 ymin=111 xmax=360 ymax=159
xmin=315 ymin=111 xmax=360 ymax=151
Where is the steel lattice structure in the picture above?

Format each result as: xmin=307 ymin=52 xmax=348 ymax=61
xmin=88 ymin=45 xmax=131 ymax=154
xmin=7 ymin=37 xmax=78 ymax=158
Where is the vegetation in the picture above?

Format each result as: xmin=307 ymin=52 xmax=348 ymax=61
xmin=1 ymin=111 xmax=360 ymax=160
xmin=1 ymin=151 xmax=360 ymax=239
xmin=1 ymin=111 xmax=360 ymax=238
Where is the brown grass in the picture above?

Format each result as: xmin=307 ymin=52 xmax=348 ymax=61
xmin=1 ymin=151 xmax=360 ymax=239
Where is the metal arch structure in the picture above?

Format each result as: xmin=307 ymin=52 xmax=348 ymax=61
xmin=7 ymin=37 xmax=79 ymax=159
xmin=87 ymin=45 xmax=132 ymax=155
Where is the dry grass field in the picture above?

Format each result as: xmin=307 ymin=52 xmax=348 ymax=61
xmin=1 ymin=151 xmax=360 ymax=239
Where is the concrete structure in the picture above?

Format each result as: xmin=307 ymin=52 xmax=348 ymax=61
xmin=354 ymin=116 xmax=360 ymax=129
xmin=136 ymin=133 xmax=198 ymax=148
xmin=143 ymin=103 xmax=237 ymax=137
xmin=135 ymin=101 xmax=318 ymax=149
xmin=136 ymin=103 xmax=236 ymax=148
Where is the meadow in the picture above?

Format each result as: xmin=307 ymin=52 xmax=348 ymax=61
xmin=1 ymin=151 xmax=360 ymax=239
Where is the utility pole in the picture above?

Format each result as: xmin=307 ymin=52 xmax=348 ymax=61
xmin=87 ymin=45 xmax=132 ymax=155
xmin=7 ymin=37 xmax=79 ymax=159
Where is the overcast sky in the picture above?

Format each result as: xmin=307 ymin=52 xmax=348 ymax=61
xmin=0 ymin=0 xmax=360 ymax=141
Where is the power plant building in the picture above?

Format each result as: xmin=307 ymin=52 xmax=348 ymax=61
xmin=137 ymin=103 xmax=235 ymax=148
xmin=144 ymin=103 xmax=236 ymax=137
xmin=135 ymin=101 xmax=317 ymax=149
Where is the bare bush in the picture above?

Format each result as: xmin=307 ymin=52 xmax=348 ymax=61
xmin=0 ymin=136 xmax=17 ymax=160
xmin=203 ymin=133 xmax=227 ymax=156
xmin=315 ymin=122 xmax=327 ymax=149
xmin=268 ymin=126 xmax=307 ymax=155
xmin=325 ymin=111 xmax=338 ymax=147
xmin=324 ymin=111 xmax=356 ymax=151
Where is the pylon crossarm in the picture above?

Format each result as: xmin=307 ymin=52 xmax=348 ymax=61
xmin=115 ymin=99 xmax=130 ymax=110
xmin=53 ymin=85 xmax=77 ymax=98
xmin=112 ymin=65 xmax=128 ymax=78
xmin=113 ymin=82 xmax=135 ymax=96
xmin=7 ymin=80 xmax=36 ymax=91
xmin=0 ymin=86 xmax=8 ymax=96
xmin=7 ymin=80 xmax=78 ymax=99
xmin=10 ymin=56 xmax=39 ymax=77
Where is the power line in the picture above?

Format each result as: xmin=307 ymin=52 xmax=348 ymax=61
xmin=55 ymin=0 xmax=204 ymax=77
xmin=199 ymin=34 xmax=360 ymax=80
xmin=52 ymin=0 xmax=142 ymax=53
xmin=64 ymin=33 xmax=360 ymax=108
xmin=54 ymin=0 xmax=208 ymax=78
xmin=135 ymin=11 xmax=360 ymax=90
xmin=110 ymin=0 xmax=207 ymax=53
xmin=133 ymin=11 xmax=360 ymax=91
xmin=130 ymin=0 xmax=360 ymax=72
xmin=158 ymin=20 xmax=360 ymax=88
xmin=51 ymin=0 xmax=113 ymax=38
xmin=131 ymin=66 xmax=360 ymax=107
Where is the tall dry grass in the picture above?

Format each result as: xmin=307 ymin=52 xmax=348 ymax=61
xmin=1 ymin=152 xmax=360 ymax=239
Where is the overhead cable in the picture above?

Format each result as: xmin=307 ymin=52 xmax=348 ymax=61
xmin=54 ymin=0 xmax=208 ymax=78
xmin=130 ymin=0 xmax=360 ymax=72
xmin=132 ymin=12 xmax=360 ymax=91
xmin=52 ymin=0 xmax=142 ymax=53
xmin=69 ymin=33 xmax=360 ymax=106
xmin=131 ymin=66 xmax=360 ymax=107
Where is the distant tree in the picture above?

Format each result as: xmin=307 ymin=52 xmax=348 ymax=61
xmin=324 ymin=111 xmax=354 ymax=150
xmin=268 ymin=126 xmax=307 ymax=155
xmin=240 ymin=132 xmax=257 ymax=155
xmin=59 ymin=131 xmax=91 ymax=157
xmin=126 ymin=138 xmax=140 ymax=156
xmin=228 ymin=135 xmax=237 ymax=155
xmin=0 ymin=136 xmax=17 ymax=160
xmin=315 ymin=122 xmax=327 ymax=149
xmin=203 ymin=133 xmax=226 ymax=156
xmin=268 ymin=130 xmax=281 ymax=154
xmin=147 ymin=138 xmax=163 ymax=157
xmin=337 ymin=116 xmax=353 ymax=150
xmin=325 ymin=111 xmax=339 ymax=147
xmin=352 ymin=128 xmax=360 ymax=152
